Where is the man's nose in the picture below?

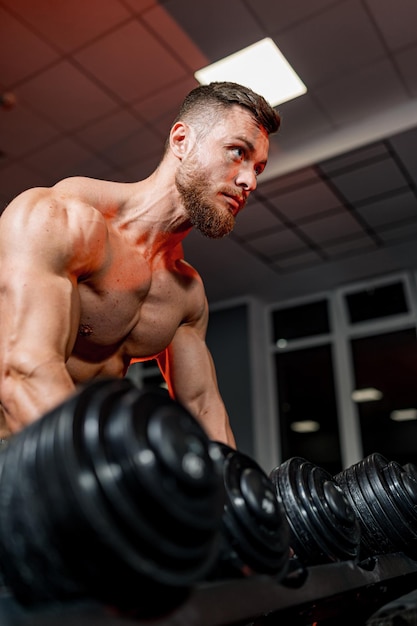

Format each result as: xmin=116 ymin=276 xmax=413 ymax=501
xmin=235 ymin=167 xmax=257 ymax=192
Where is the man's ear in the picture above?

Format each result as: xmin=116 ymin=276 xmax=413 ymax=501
xmin=169 ymin=121 xmax=193 ymax=159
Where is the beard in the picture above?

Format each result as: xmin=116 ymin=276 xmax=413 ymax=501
xmin=175 ymin=159 xmax=236 ymax=239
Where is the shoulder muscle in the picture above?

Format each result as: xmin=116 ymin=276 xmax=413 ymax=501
xmin=0 ymin=187 xmax=108 ymax=278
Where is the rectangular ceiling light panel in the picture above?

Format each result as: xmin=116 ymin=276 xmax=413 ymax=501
xmin=195 ymin=38 xmax=307 ymax=107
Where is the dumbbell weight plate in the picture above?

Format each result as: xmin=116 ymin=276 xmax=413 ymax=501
xmin=335 ymin=453 xmax=417 ymax=559
xmin=270 ymin=457 xmax=360 ymax=565
xmin=0 ymin=378 xmax=225 ymax=616
xmin=211 ymin=442 xmax=290 ymax=580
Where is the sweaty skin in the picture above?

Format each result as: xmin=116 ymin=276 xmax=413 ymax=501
xmin=0 ymin=106 xmax=270 ymax=445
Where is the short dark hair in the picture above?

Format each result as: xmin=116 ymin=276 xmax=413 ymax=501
xmin=173 ymin=81 xmax=281 ymax=135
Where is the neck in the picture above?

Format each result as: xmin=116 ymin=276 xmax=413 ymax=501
xmin=116 ymin=160 xmax=193 ymax=252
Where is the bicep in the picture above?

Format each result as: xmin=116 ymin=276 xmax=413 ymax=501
xmin=0 ymin=247 xmax=81 ymax=430
xmin=0 ymin=194 xmax=108 ymax=430
xmin=0 ymin=259 xmax=80 ymax=375
xmin=0 ymin=199 xmax=86 ymax=372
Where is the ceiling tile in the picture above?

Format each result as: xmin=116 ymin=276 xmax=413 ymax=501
xmin=233 ymin=199 xmax=285 ymax=238
xmin=259 ymin=167 xmax=319 ymax=195
xmin=148 ymin=109 xmax=181 ymax=140
xmin=163 ymin=0 xmax=264 ymax=61
xmin=142 ymin=4 xmax=209 ymax=71
xmin=319 ymin=142 xmax=389 ymax=175
xmin=378 ymin=220 xmax=417 ymax=244
xmin=269 ymin=180 xmax=342 ymax=221
xmin=74 ymin=20 xmax=188 ymax=103
xmin=272 ymin=249 xmax=323 ymax=271
xmin=314 ymin=59 xmax=409 ymax=126
xmin=389 ymin=125 xmax=417 ymax=183
xmin=0 ymin=104 xmax=59 ymax=158
xmin=365 ymin=0 xmax=417 ymax=51
xmin=16 ymin=61 xmax=118 ymax=131
xmin=123 ymin=0 xmax=159 ymax=13
xmin=119 ymin=152 xmax=162 ymax=181
xmin=131 ymin=76 xmax=198 ymax=125
xmin=21 ymin=137 xmax=98 ymax=183
xmin=356 ymin=191 xmax=417 ymax=228
xmin=0 ymin=162 xmax=47 ymax=206
xmin=275 ymin=94 xmax=334 ymax=149
xmin=73 ymin=108 xmax=145 ymax=152
xmin=248 ymin=228 xmax=308 ymax=258
xmin=0 ymin=6 xmax=58 ymax=86
xmin=104 ymin=126 xmax=164 ymax=168
xmin=395 ymin=45 xmax=417 ymax=97
xmin=274 ymin=0 xmax=386 ymax=88
xmin=298 ymin=210 xmax=365 ymax=243
xmin=6 ymin=0 xmax=130 ymax=53
xmin=322 ymin=234 xmax=378 ymax=257
xmin=0 ymin=196 xmax=8 ymax=212
xmin=245 ymin=0 xmax=343 ymax=34
xmin=74 ymin=154 xmax=117 ymax=180
xmin=330 ymin=158 xmax=409 ymax=203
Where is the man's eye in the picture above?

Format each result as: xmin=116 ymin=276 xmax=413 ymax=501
xmin=232 ymin=147 xmax=244 ymax=159
xmin=255 ymin=165 xmax=265 ymax=177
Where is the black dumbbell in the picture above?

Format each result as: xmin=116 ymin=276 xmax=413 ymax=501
xmin=403 ymin=461 xmax=417 ymax=481
xmin=270 ymin=457 xmax=360 ymax=566
xmin=0 ymin=378 xmax=225 ymax=617
xmin=207 ymin=442 xmax=290 ymax=581
xmin=334 ymin=452 xmax=417 ymax=559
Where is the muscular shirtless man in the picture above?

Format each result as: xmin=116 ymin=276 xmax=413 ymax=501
xmin=0 ymin=81 xmax=280 ymax=446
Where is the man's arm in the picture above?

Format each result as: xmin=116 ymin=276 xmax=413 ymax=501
xmin=0 ymin=189 xmax=104 ymax=433
xmin=157 ymin=301 xmax=236 ymax=448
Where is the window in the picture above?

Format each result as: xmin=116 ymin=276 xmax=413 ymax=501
xmin=345 ymin=281 xmax=408 ymax=324
xmin=350 ymin=328 xmax=417 ymax=466
xmin=275 ymin=344 xmax=342 ymax=474
xmin=272 ymin=299 xmax=330 ymax=343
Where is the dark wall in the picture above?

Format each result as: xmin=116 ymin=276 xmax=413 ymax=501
xmin=206 ymin=304 xmax=254 ymax=457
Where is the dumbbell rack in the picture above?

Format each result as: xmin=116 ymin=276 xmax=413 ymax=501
xmin=1 ymin=552 xmax=417 ymax=626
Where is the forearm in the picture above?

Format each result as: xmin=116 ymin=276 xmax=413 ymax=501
xmin=158 ymin=335 xmax=237 ymax=448
xmin=181 ymin=391 xmax=236 ymax=448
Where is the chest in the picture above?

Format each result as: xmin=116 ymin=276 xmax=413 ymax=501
xmin=74 ymin=243 xmax=197 ymax=357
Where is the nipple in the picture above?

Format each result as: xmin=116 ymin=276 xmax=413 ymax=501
xmin=79 ymin=324 xmax=93 ymax=337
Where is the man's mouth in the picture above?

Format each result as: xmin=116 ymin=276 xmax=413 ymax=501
xmin=223 ymin=193 xmax=245 ymax=214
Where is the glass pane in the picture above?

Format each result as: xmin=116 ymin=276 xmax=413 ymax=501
xmin=351 ymin=328 xmax=417 ymax=466
xmin=275 ymin=344 xmax=342 ymax=474
xmin=272 ymin=299 xmax=330 ymax=343
xmin=345 ymin=282 xmax=408 ymax=324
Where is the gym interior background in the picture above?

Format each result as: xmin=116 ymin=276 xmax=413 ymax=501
xmin=1 ymin=0 xmax=417 ymax=475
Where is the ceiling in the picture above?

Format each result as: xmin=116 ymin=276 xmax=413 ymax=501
xmin=1 ymin=0 xmax=417 ymax=306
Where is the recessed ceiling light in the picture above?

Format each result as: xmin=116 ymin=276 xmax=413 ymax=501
xmin=351 ymin=388 xmax=383 ymax=403
xmin=194 ymin=38 xmax=307 ymax=107
xmin=390 ymin=409 xmax=417 ymax=422
xmin=290 ymin=420 xmax=320 ymax=434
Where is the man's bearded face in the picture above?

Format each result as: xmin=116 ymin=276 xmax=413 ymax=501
xmin=175 ymin=151 xmax=236 ymax=239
